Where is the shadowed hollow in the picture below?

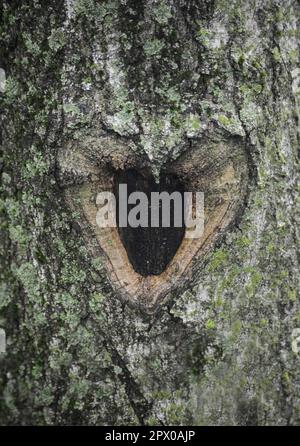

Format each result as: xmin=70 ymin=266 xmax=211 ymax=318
xmin=114 ymin=169 xmax=185 ymax=276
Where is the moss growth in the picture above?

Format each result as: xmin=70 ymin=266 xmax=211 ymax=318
xmin=0 ymin=0 xmax=299 ymax=427
xmin=208 ymin=249 xmax=229 ymax=272
xmin=143 ymin=39 xmax=165 ymax=57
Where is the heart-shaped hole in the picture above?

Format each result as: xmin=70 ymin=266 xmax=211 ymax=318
xmin=58 ymin=133 xmax=250 ymax=312
xmin=114 ymin=169 xmax=185 ymax=276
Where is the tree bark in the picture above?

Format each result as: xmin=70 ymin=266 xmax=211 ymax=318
xmin=0 ymin=0 xmax=299 ymax=425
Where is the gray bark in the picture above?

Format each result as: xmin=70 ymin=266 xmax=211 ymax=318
xmin=0 ymin=0 xmax=299 ymax=425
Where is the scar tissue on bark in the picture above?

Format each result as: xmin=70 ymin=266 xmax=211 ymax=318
xmin=58 ymin=132 xmax=249 ymax=312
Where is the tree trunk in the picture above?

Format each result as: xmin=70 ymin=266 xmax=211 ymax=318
xmin=0 ymin=0 xmax=299 ymax=426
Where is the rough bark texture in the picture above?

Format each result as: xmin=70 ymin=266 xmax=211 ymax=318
xmin=0 ymin=0 xmax=299 ymax=425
